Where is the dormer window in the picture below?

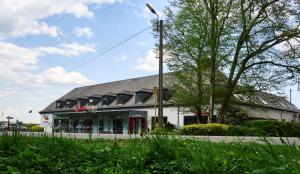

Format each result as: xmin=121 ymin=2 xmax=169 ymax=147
xmin=135 ymin=90 xmax=152 ymax=104
xmin=101 ymin=94 xmax=116 ymax=106
xmin=77 ymin=98 xmax=88 ymax=107
xmin=88 ymin=96 xmax=101 ymax=106
xmin=66 ymin=99 xmax=76 ymax=108
xmin=117 ymin=91 xmax=133 ymax=105
xmin=163 ymin=88 xmax=172 ymax=101
xmin=56 ymin=100 xmax=66 ymax=109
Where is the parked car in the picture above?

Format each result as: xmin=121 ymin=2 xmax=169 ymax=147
xmin=0 ymin=123 xmax=27 ymax=131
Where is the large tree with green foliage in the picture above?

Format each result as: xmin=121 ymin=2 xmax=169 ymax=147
xmin=163 ymin=0 xmax=300 ymax=123
xmin=163 ymin=0 xmax=211 ymax=122
xmin=218 ymin=0 xmax=300 ymax=122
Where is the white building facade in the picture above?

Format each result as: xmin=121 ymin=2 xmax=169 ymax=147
xmin=40 ymin=74 xmax=300 ymax=134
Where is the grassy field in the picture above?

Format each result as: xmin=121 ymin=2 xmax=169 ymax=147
xmin=0 ymin=132 xmax=299 ymax=174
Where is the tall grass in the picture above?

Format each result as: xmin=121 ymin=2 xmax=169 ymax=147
xmin=0 ymin=133 xmax=299 ymax=173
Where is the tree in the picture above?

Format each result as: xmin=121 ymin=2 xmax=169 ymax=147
xmin=218 ymin=0 xmax=300 ymax=122
xmin=163 ymin=0 xmax=300 ymax=123
xmin=202 ymin=0 xmax=235 ymax=123
xmin=163 ymin=0 xmax=210 ymax=122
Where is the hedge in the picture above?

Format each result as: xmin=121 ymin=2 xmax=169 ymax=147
xmin=29 ymin=125 xmax=44 ymax=132
xmin=180 ymin=121 xmax=300 ymax=137
xmin=244 ymin=120 xmax=300 ymax=137
xmin=180 ymin=124 xmax=229 ymax=136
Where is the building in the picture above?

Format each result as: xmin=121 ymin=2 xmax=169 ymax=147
xmin=39 ymin=74 xmax=300 ymax=134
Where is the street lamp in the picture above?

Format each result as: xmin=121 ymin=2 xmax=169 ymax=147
xmin=146 ymin=3 xmax=164 ymax=128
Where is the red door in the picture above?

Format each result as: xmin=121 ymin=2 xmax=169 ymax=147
xmin=128 ymin=117 xmax=134 ymax=134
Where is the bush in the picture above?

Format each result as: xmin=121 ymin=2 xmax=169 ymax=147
xmin=180 ymin=123 xmax=229 ymax=135
xmin=29 ymin=125 xmax=44 ymax=132
xmin=163 ymin=122 xmax=176 ymax=131
xmin=223 ymin=107 xmax=249 ymax=125
xmin=228 ymin=125 xmax=261 ymax=136
xmin=244 ymin=120 xmax=300 ymax=137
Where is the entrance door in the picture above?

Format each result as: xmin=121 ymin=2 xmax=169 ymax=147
xmin=128 ymin=118 xmax=147 ymax=134
xmin=113 ymin=119 xmax=123 ymax=134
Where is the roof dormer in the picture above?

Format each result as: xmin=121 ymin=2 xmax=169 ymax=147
xmin=88 ymin=94 xmax=101 ymax=106
xmin=56 ymin=99 xmax=66 ymax=109
xmin=77 ymin=96 xmax=89 ymax=107
xmin=101 ymin=92 xmax=116 ymax=106
xmin=66 ymin=97 xmax=77 ymax=108
xmin=116 ymin=91 xmax=133 ymax=105
xmin=135 ymin=88 xmax=152 ymax=104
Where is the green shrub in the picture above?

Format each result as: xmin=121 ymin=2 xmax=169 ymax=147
xmin=24 ymin=123 xmax=36 ymax=129
xmin=223 ymin=107 xmax=250 ymax=125
xmin=29 ymin=125 xmax=44 ymax=132
xmin=228 ymin=125 xmax=261 ymax=136
xmin=244 ymin=120 xmax=300 ymax=137
xmin=163 ymin=122 xmax=176 ymax=131
xmin=180 ymin=123 xmax=230 ymax=135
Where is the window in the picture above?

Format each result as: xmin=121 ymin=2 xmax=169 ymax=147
xmin=77 ymin=99 xmax=88 ymax=107
xmin=66 ymin=100 xmax=76 ymax=108
xmin=163 ymin=89 xmax=172 ymax=101
xmin=56 ymin=101 xmax=66 ymax=109
xmin=102 ymin=96 xmax=115 ymax=106
xmin=88 ymin=97 xmax=101 ymax=106
xmin=116 ymin=94 xmax=132 ymax=105
xmin=135 ymin=92 xmax=152 ymax=104
xmin=98 ymin=119 xmax=104 ymax=132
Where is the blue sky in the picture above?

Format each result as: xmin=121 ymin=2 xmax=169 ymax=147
xmin=0 ymin=0 xmax=298 ymax=123
xmin=0 ymin=0 xmax=169 ymax=123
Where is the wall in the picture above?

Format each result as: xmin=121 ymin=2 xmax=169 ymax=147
xmin=135 ymin=106 xmax=192 ymax=130
xmin=41 ymin=114 xmax=53 ymax=133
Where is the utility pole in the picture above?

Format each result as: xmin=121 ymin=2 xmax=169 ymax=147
xmin=146 ymin=3 xmax=164 ymax=128
xmin=158 ymin=19 xmax=163 ymax=128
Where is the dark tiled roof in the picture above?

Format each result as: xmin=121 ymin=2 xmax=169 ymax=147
xmin=40 ymin=73 xmax=299 ymax=114
xmin=40 ymin=74 xmax=172 ymax=113
xmin=234 ymin=91 xmax=299 ymax=113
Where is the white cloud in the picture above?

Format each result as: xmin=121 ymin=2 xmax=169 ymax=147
xmin=37 ymin=42 xmax=95 ymax=57
xmin=115 ymin=55 xmax=127 ymax=61
xmin=73 ymin=26 xmax=94 ymax=38
xmin=0 ymin=41 xmax=94 ymax=86
xmin=0 ymin=0 xmax=122 ymax=38
xmin=0 ymin=90 xmax=17 ymax=98
xmin=133 ymin=49 xmax=158 ymax=72
xmin=132 ymin=49 xmax=170 ymax=72
xmin=33 ymin=66 xmax=95 ymax=85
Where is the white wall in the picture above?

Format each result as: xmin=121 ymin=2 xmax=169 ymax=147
xmin=135 ymin=106 xmax=192 ymax=130
xmin=41 ymin=114 xmax=53 ymax=133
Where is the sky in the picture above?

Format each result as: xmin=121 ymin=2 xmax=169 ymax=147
xmin=0 ymin=0 xmax=299 ymax=124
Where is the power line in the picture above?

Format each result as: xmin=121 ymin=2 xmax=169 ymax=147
xmin=0 ymin=26 xmax=152 ymax=99
xmin=67 ymin=26 xmax=151 ymax=71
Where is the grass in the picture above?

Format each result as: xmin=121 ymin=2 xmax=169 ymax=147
xmin=0 ymin=131 xmax=299 ymax=174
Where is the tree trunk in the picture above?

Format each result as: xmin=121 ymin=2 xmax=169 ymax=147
xmin=208 ymin=3 xmax=217 ymax=124
xmin=196 ymin=65 xmax=203 ymax=124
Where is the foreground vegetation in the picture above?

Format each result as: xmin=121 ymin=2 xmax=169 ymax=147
xmin=0 ymin=132 xmax=299 ymax=174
